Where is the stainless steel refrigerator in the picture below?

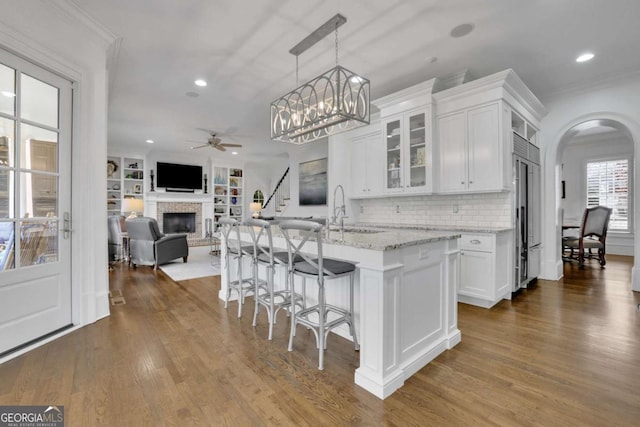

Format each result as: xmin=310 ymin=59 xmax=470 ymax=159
xmin=514 ymin=133 xmax=541 ymax=293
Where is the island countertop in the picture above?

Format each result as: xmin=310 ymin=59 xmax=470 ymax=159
xmin=265 ymin=222 xmax=460 ymax=252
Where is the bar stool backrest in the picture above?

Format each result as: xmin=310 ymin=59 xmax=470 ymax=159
xmin=244 ymin=218 xmax=274 ymax=263
xmin=217 ymin=217 xmax=242 ymax=254
xmin=279 ymin=219 xmax=336 ymax=278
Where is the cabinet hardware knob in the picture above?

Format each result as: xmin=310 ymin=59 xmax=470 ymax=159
xmin=469 ymin=181 xmax=474 ymax=184
xmin=461 ymin=181 xmax=465 ymax=184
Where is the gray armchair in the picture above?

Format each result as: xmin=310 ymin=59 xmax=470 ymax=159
xmin=125 ymin=217 xmax=189 ymax=269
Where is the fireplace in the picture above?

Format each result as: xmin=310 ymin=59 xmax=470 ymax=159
xmin=163 ymin=212 xmax=196 ymax=234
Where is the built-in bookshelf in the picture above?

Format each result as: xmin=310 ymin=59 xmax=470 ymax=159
xmin=213 ymin=166 xmax=243 ymax=226
xmin=107 ymin=155 xmax=145 ymax=216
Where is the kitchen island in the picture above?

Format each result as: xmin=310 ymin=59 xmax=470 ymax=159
xmin=219 ymin=224 xmax=461 ymax=399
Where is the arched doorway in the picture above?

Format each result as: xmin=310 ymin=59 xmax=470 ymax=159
xmin=543 ymin=113 xmax=640 ymax=291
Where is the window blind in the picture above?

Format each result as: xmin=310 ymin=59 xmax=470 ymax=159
xmin=586 ymin=159 xmax=629 ymax=231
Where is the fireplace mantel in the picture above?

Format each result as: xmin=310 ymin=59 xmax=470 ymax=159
xmin=146 ymin=192 xmax=211 ymax=203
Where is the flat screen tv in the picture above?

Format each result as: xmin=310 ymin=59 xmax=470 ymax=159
xmin=157 ymin=162 xmax=203 ymax=191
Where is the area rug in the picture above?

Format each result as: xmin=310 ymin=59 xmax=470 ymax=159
xmin=160 ymin=246 xmax=221 ymax=281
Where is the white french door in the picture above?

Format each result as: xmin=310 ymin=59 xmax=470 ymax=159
xmin=0 ymin=48 xmax=72 ymax=355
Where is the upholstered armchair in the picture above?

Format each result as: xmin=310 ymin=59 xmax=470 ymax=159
xmin=125 ymin=217 xmax=189 ymax=269
xmin=107 ymin=215 xmax=126 ymax=262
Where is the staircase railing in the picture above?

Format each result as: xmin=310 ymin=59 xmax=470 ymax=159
xmin=263 ymin=167 xmax=290 ymax=214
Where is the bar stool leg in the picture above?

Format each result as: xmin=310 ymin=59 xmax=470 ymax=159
xmin=237 ymin=254 xmax=244 ymax=318
xmin=268 ymin=264 xmax=275 ymax=340
xmin=318 ymin=277 xmax=325 ymax=371
xmin=252 ymin=259 xmax=260 ymax=328
xmin=288 ymin=270 xmax=297 ymax=352
xmin=349 ymin=274 xmax=359 ymax=351
xmin=224 ymin=253 xmax=230 ymax=309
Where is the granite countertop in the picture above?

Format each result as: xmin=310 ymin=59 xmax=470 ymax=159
xmin=268 ymin=223 xmax=460 ymax=252
xmin=350 ymin=222 xmax=513 ymax=234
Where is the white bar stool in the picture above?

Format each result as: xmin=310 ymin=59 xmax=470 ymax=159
xmin=245 ymin=218 xmax=305 ymax=340
xmin=218 ymin=217 xmax=255 ymax=318
xmin=279 ymin=219 xmax=359 ymax=370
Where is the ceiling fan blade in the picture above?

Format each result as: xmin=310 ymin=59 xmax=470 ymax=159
xmin=221 ymin=143 xmax=242 ymax=148
xmin=215 ymin=145 xmax=226 ymax=152
xmin=196 ymin=127 xmax=217 ymax=135
xmin=190 ymin=144 xmax=209 ymax=149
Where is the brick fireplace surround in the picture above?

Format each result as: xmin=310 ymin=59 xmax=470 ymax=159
xmin=157 ymin=202 xmax=202 ymax=240
xmin=146 ymin=193 xmax=214 ymax=247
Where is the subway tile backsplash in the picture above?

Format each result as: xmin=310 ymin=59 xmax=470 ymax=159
xmin=357 ymin=192 xmax=513 ymax=228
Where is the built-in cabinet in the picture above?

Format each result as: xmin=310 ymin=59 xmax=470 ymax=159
xmin=458 ymin=231 xmax=512 ymax=308
xmin=350 ymin=130 xmax=383 ymax=197
xmin=383 ymin=108 xmax=431 ymax=193
xmin=437 ymin=102 xmax=505 ymax=193
xmin=213 ymin=166 xmax=243 ymax=226
xmin=107 ymin=155 xmax=145 ymax=216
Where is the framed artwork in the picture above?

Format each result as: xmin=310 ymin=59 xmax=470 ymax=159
xmin=133 ymin=184 xmax=142 ymax=194
xmin=299 ymin=158 xmax=327 ymax=206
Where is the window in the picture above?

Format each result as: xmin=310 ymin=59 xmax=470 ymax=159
xmin=586 ymin=159 xmax=630 ymax=231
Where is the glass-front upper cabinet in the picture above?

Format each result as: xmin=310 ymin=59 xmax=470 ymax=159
xmin=385 ymin=118 xmax=402 ymax=191
xmin=383 ymin=109 xmax=431 ymax=194
xmin=407 ymin=112 xmax=427 ymax=191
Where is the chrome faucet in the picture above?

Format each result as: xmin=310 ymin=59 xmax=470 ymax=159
xmin=330 ymin=184 xmax=347 ymax=240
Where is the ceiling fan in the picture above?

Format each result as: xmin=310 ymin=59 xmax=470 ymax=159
xmin=188 ymin=128 xmax=243 ymax=152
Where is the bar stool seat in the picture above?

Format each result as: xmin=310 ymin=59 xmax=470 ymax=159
xmin=279 ymin=219 xmax=359 ymax=371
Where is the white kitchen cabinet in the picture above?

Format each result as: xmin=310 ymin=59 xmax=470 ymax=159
xmin=458 ymin=231 xmax=512 ymax=308
xmin=383 ymin=108 xmax=431 ymax=194
xmin=437 ymin=102 xmax=504 ymax=193
xmin=350 ymin=131 xmax=383 ymax=198
xmin=437 ymin=112 xmax=466 ymax=192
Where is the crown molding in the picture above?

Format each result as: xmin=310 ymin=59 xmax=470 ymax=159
xmin=540 ymin=69 xmax=640 ymax=104
xmin=52 ymin=0 xmax=117 ymax=46
xmin=373 ymin=78 xmax=436 ymax=111
xmin=433 ymin=69 xmax=547 ymax=121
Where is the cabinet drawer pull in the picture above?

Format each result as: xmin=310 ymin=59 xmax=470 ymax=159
xmin=470 ymin=239 xmax=481 ymax=244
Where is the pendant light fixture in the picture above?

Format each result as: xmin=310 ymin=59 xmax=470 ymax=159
xmin=270 ymin=14 xmax=370 ymax=144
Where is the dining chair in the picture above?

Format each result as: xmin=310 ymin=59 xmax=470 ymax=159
xmin=562 ymin=206 xmax=612 ymax=268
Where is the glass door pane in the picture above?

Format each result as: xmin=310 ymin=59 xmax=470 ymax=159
xmin=386 ymin=119 xmax=401 ymax=189
xmin=408 ymin=112 xmax=426 ymax=188
xmin=0 ymin=63 xmax=15 ymax=116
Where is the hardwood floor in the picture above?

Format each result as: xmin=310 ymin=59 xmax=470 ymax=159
xmin=1 ymin=255 xmax=639 ymax=426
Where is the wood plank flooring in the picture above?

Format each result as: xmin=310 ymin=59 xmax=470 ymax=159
xmin=1 ymin=255 xmax=639 ymax=426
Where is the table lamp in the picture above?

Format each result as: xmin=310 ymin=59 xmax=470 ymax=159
xmin=123 ymin=198 xmax=144 ymax=219
xmin=249 ymin=202 xmax=262 ymax=218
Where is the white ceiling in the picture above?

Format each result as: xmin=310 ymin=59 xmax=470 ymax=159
xmin=72 ymin=0 xmax=640 ymax=159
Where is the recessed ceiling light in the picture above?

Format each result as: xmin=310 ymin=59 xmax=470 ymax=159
xmin=146 ymin=139 xmax=154 ymax=144
xmin=1 ymin=91 xmax=16 ymax=98
xmin=231 ymin=151 xmax=238 ymax=155
xmin=576 ymin=52 xmax=594 ymax=63
xmin=194 ymin=79 xmax=207 ymax=87
xmin=350 ymin=76 xmax=363 ymax=83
